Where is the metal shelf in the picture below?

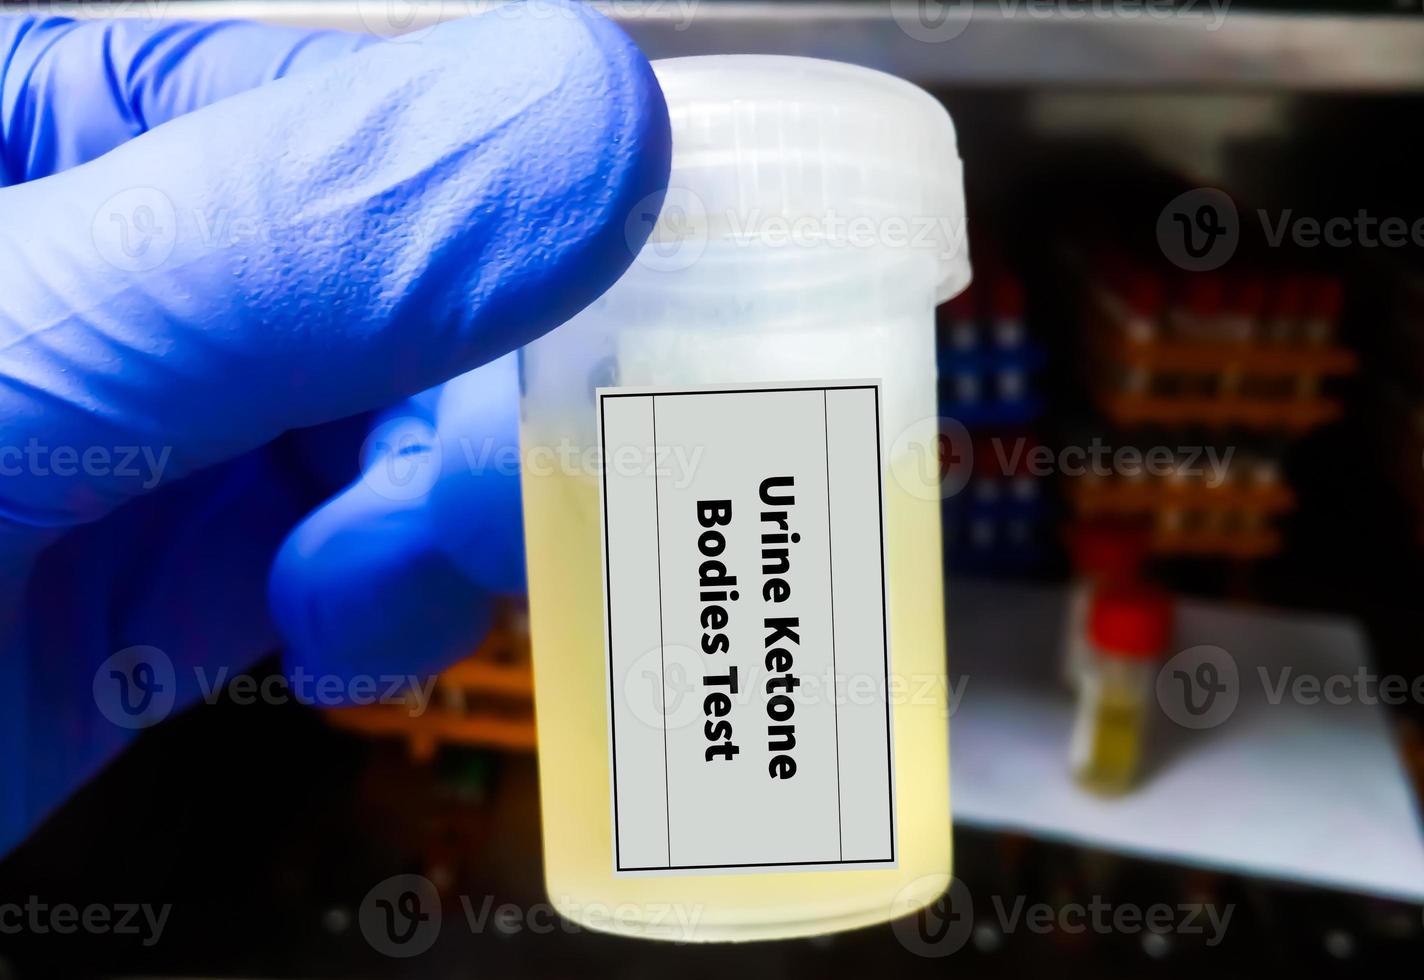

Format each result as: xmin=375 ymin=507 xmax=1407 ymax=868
xmin=51 ymin=0 xmax=1424 ymax=90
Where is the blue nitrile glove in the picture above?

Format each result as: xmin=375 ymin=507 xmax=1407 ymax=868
xmin=0 ymin=2 xmax=670 ymax=855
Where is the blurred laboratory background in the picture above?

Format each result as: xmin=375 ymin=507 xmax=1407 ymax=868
xmin=3 ymin=0 xmax=1424 ymax=977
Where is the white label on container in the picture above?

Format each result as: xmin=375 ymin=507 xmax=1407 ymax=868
xmin=598 ymin=381 xmax=897 ymax=876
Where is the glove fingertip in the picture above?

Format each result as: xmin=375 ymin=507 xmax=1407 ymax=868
xmin=269 ymin=484 xmax=493 ymax=701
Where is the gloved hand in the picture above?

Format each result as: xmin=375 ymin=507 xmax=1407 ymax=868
xmin=0 ymin=1 xmax=670 ymax=855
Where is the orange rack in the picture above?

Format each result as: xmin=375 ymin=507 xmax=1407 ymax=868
xmin=323 ymin=600 xmax=537 ymax=760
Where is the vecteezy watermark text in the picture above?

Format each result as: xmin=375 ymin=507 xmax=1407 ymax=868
xmin=1159 ymin=188 xmax=1424 ymax=271
xmin=891 ymin=0 xmax=1231 ymax=44
xmin=0 ymin=439 xmax=170 ymax=489
xmin=93 ymin=646 xmax=438 ymax=730
xmin=359 ymin=417 xmax=706 ymax=501
xmin=192 ymin=666 xmax=438 ymax=715
xmin=992 ymin=437 xmax=1234 ymax=487
xmin=0 ymin=897 xmax=171 ymax=948
xmin=621 ymin=647 xmax=970 ymax=733
xmin=628 ymin=187 xmax=970 ymax=273
xmin=458 ymin=893 xmax=703 ymax=937
xmin=891 ymin=875 xmax=1233 ymax=957
xmin=356 ymin=874 xmax=706 ymax=955
xmin=1156 ymin=645 xmax=1424 ymax=730
xmin=886 ymin=417 xmax=1237 ymax=501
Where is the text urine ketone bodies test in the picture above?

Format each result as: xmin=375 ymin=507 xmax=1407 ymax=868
xmin=599 ymin=382 xmax=897 ymax=874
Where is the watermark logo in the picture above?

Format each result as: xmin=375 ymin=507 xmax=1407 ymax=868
xmin=359 ymin=416 xmax=443 ymax=502
xmin=355 ymin=0 xmax=453 ymax=40
xmin=629 ymin=186 xmax=708 ymax=273
xmin=891 ymin=0 xmax=973 ymax=43
xmin=1157 ymin=187 xmax=1239 ymax=272
xmin=889 ymin=416 xmax=974 ymax=501
xmin=92 ymin=187 xmax=178 ymax=272
xmin=359 ymin=874 xmax=442 ymax=958
xmin=1156 ymin=645 xmax=1240 ymax=730
xmin=92 ymin=645 xmax=176 ymax=730
xmin=891 ymin=874 xmax=974 ymax=957
xmin=623 ymin=643 xmax=704 ymax=732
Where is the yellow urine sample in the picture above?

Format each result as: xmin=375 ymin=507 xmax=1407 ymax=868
xmin=520 ymin=438 xmax=952 ymax=942
xmin=1073 ymin=684 xmax=1146 ymax=796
